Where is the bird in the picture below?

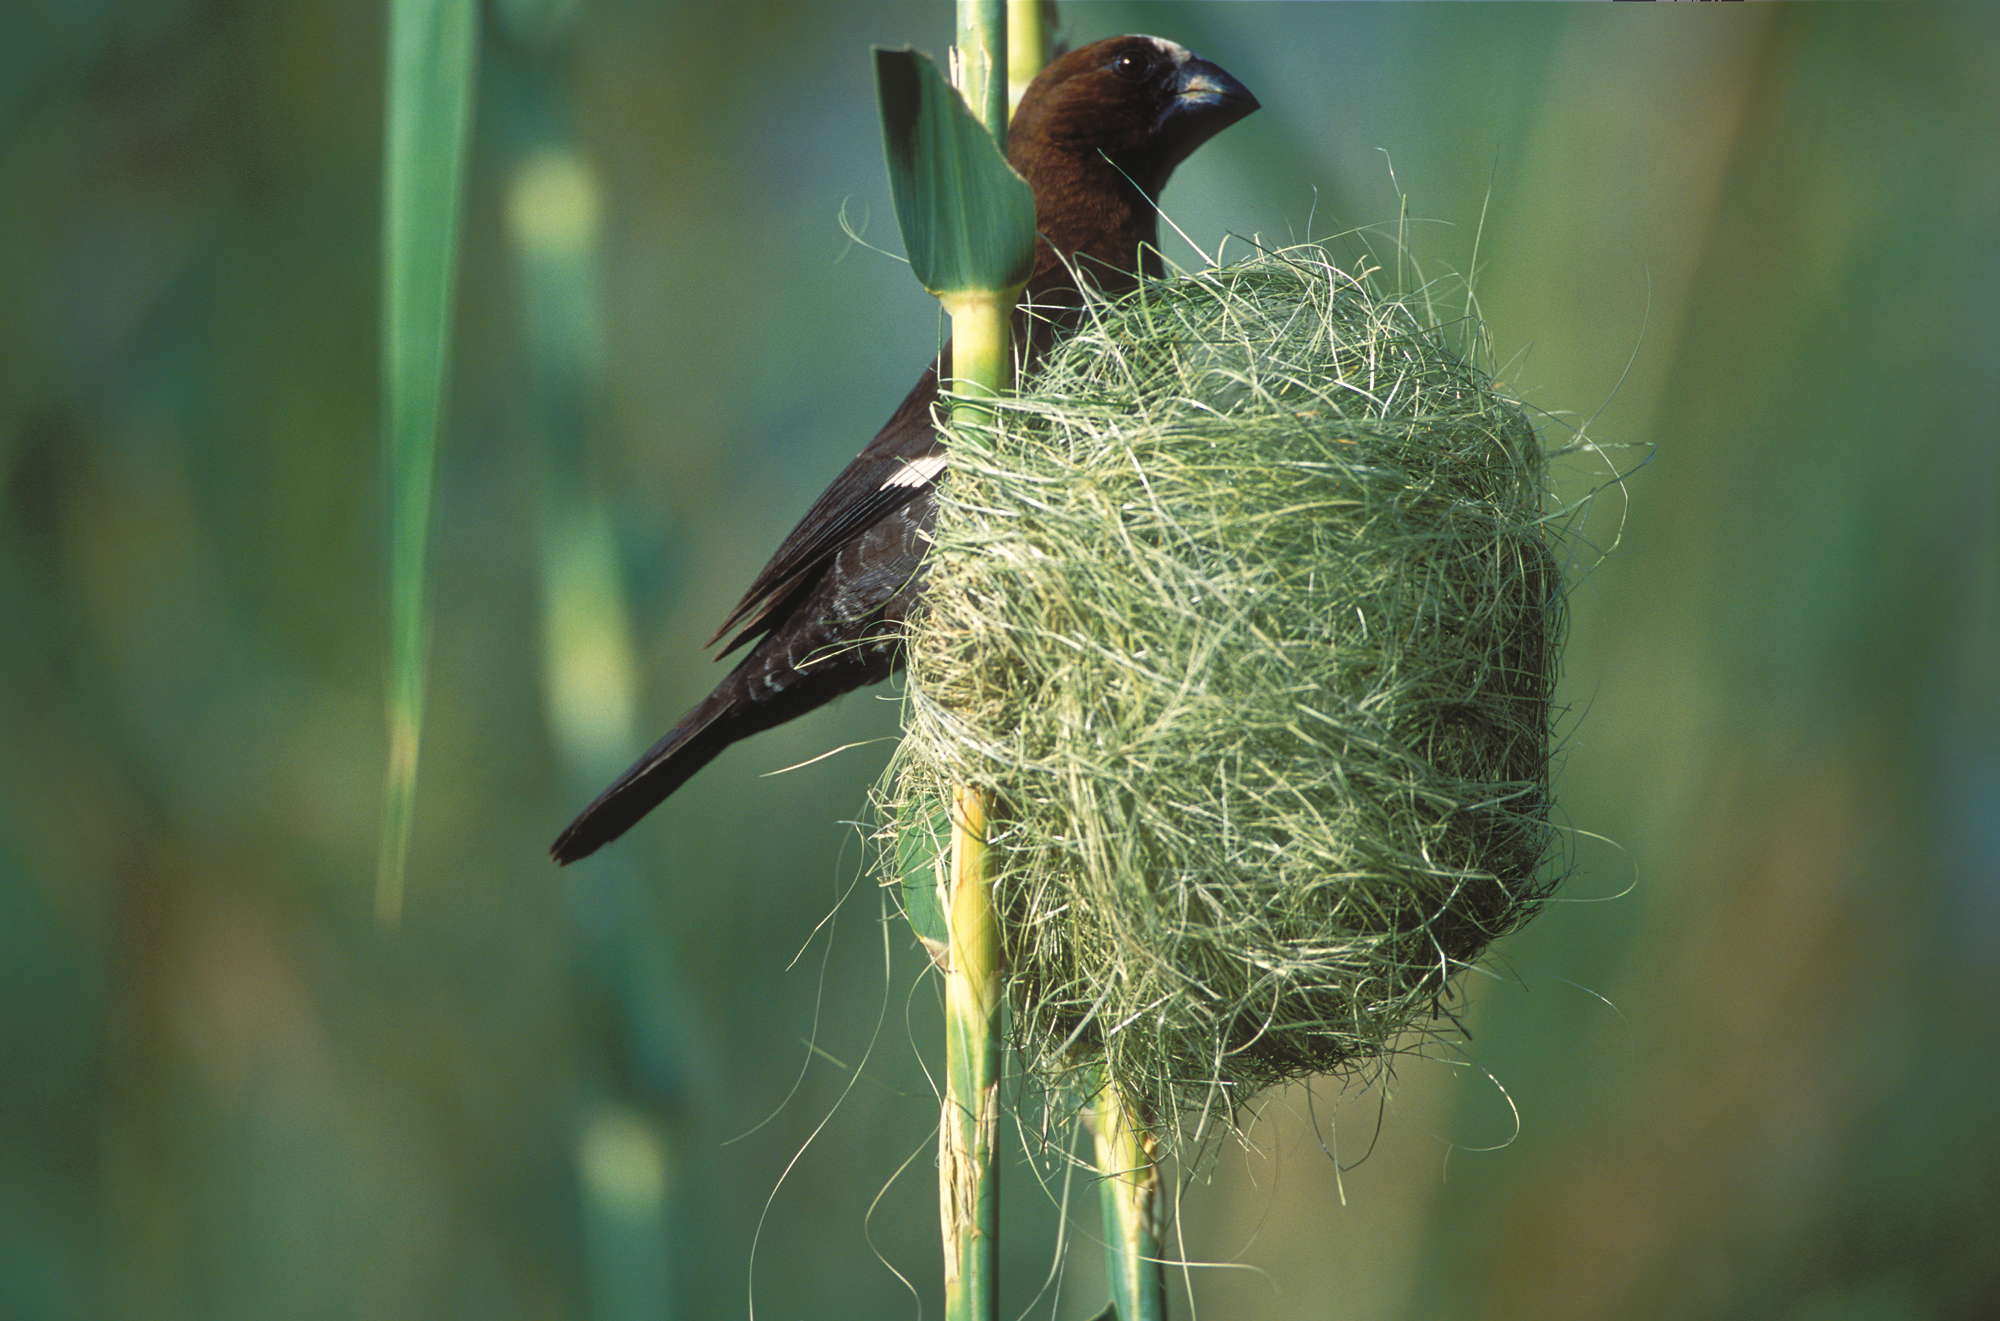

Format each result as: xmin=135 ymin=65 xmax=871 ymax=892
xmin=552 ymin=35 xmax=1258 ymax=864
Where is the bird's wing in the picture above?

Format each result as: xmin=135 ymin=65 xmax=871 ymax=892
xmin=706 ymin=358 xmax=946 ymax=653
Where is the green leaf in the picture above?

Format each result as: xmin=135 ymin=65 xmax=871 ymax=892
xmin=875 ymin=46 xmax=1037 ymax=297
xmin=378 ymin=0 xmax=478 ymax=925
xmin=899 ymin=800 xmax=951 ymax=953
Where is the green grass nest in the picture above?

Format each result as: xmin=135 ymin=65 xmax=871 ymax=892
xmin=883 ymin=243 xmax=1565 ymax=1143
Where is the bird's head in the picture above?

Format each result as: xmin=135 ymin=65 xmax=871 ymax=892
xmin=1009 ymin=35 xmax=1259 ymax=205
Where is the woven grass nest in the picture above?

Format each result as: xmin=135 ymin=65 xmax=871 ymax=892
xmin=882 ymin=243 xmax=1565 ymax=1144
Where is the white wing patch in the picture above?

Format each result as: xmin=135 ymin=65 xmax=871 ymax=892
xmin=880 ymin=453 xmax=948 ymax=490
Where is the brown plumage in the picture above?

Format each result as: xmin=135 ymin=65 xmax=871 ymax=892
xmin=551 ymin=36 xmax=1257 ymax=864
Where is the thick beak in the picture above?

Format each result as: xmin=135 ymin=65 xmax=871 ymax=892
xmin=1155 ymin=54 xmax=1259 ymax=173
xmin=1175 ymin=58 xmax=1260 ymax=119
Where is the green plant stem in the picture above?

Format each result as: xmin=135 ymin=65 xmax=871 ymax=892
xmin=1006 ymin=0 xmax=1052 ymax=114
xmin=1090 ymin=1074 xmax=1166 ymax=1321
xmin=935 ymin=12 xmax=1024 ymax=1319
xmin=955 ymin=0 xmax=1008 ymax=146
xmin=938 ymin=289 xmax=1018 ymax=424
xmin=942 ymin=785 xmax=1001 ymax=1321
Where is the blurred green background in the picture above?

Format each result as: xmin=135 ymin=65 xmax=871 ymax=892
xmin=3 ymin=3 xmax=1996 ymax=1318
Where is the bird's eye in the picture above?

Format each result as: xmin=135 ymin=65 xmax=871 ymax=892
xmin=1111 ymin=48 xmax=1156 ymax=82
